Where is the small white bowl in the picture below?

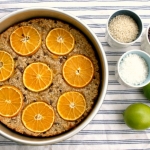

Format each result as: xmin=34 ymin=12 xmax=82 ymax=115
xmin=115 ymin=50 xmax=150 ymax=88
xmin=141 ymin=24 xmax=150 ymax=54
xmin=105 ymin=9 xmax=143 ymax=49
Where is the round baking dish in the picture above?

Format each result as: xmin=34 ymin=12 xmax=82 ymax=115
xmin=0 ymin=7 xmax=108 ymax=145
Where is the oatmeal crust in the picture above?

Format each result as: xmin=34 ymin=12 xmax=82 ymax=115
xmin=0 ymin=18 xmax=100 ymax=137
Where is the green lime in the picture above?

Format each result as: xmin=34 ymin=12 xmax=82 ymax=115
xmin=143 ymin=83 xmax=150 ymax=100
xmin=123 ymin=103 xmax=150 ymax=130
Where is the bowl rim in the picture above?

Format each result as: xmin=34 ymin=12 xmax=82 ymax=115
xmin=0 ymin=7 xmax=108 ymax=145
xmin=145 ymin=24 xmax=150 ymax=45
xmin=106 ymin=9 xmax=143 ymax=46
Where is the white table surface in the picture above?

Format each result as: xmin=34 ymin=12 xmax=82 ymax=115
xmin=0 ymin=0 xmax=150 ymax=150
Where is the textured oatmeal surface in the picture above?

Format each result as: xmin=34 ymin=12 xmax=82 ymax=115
xmin=0 ymin=18 xmax=100 ymax=137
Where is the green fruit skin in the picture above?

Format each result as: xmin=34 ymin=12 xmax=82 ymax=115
xmin=123 ymin=103 xmax=150 ymax=130
xmin=143 ymin=83 xmax=150 ymax=100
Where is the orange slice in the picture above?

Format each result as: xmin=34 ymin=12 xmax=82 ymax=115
xmin=10 ymin=26 xmax=41 ymax=56
xmin=62 ymin=55 xmax=94 ymax=88
xmin=46 ymin=28 xmax=75 ymax=55
xmin=22 ymin=101 xmax=55 ymax=133
xmin=57 ymin=91 xmax=86 ymax=121
xmin=0 ymin=85 xmax=23 ymax=117
xmin=23 ymin=62 xmax=53 ymax=92
xmin=0 ymin=50 xmax=14 ymax=81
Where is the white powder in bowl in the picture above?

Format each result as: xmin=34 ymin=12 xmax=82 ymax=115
xmin=119 ymin=53 xmax=148 ymax=86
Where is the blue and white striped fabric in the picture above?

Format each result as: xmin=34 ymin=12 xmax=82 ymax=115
xmin=0 ymin=0 xmax=150 ymax=149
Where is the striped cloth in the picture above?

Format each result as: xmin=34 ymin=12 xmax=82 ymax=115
xmin=0 ymin=0 xmax=150 ymax=149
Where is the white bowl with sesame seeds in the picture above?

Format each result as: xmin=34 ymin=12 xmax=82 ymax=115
xmin=105 ymin=9 xmax=143 ymax=49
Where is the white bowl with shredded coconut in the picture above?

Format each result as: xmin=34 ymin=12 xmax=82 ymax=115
xmin=105 ymin=9 xmax=143 ymax=49
xmin=115 ymin=50 xmax=150 ymax=88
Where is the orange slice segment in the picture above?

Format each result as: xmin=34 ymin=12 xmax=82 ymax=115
xmin=57 ymin=91 xmax=86 ymax=121
xmin=62 ymin=55 xmax=94 ymax=88
xmin=46 ymin=28 xmax=75 ymax=55
xmin=23 ymin=62 xmax=53 ymax=92
xmin=10 ymin=26 xmax=41 ymax=56
xmin=22 ymin=101 xmax=55 ymax=133
xmin=0 ymin=50 xmax=14 ymax=81
xmin=0 ymin=85 xmax=23 ymax=117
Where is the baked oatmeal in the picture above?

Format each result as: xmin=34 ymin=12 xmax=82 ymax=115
xmin=0 ymin=18 xmax=100 ymax=137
